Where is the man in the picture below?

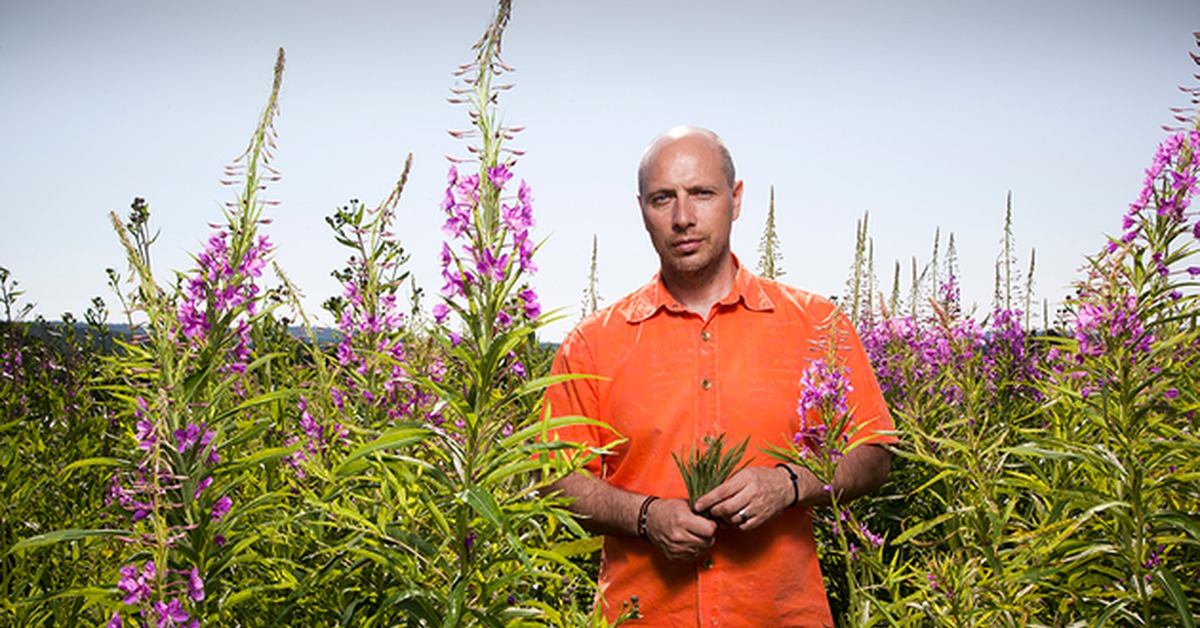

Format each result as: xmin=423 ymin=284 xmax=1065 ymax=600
xmin=544 ymin=126 xmax=894 ymax=626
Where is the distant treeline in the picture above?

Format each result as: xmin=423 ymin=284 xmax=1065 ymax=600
xmin=10 ymin=321 xmax=341 ymax=353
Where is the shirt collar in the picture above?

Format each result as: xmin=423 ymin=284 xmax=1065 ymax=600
xmin=621 ymin=254 xmax=776 ymax=324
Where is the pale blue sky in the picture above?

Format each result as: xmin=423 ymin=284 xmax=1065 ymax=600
xmin=2 ymin=1 xmax=1198 ymax=340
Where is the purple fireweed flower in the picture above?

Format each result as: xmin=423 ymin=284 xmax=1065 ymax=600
xmin=118 ymin=562 xmax=152 ymax=605
xmin=188 ymin=567 xmax=205 ymax=601
xmin=154 ymin=597 xmax=190 ymax=628
xmin=177 ymin=226 xmax=271 ymax=349
xmin=518 ymin=287 xmax=541 ymax=320
xmin=284 ymin=436 xmax=309 ymax=480
xmin=1072 ymin=294 xmax=1151 ymax=358
xmin=859 ymin=522 xmax=884 ymax=548
xmin=136 ymin=419 xmax=157 ymax=452
xmin=174 ymin=423 xmax=201 ymax=453
xmin=130 ymin=500 xmax=153 ymax=522
xmin=194 ymin=476 xmax=212 ymax=500
xmin=488 ymin=164 xmax=513 ymax=190
xmin=443 ymin=210 xmax=470 ymax=238
xmin=797 ymin=358 xmax=853 ymax=424
xmin=507 ymin=352 xmax=526 ymax=378
xmin=107 ymin=612 xmax=123 ymax=628
xmin=197 ymin=426 xmax=219 ymax=465
xmin=210 ymin=496 xmax=232 ymax=522
xmin=432 ymin=303 xmax=451 ymax=324
xmin=475 ymin=246 xmax=509 ymax=282
xmin=1119 ymin=130 xmax=1200 ymax=250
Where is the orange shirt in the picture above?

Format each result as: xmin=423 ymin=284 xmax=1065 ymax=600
xmin=544 ymin=263 xmax=894 ymax=627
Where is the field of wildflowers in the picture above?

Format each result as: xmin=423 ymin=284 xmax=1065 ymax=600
xmin=1 ymin=3 xmax=1198 ymax=626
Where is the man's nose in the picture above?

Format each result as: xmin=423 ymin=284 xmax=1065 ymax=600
xmin=672 ymin=195 xmax=696 ymax=230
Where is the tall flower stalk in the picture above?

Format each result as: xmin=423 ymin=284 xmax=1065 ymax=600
xmin=292 ymin=2 xmax=606 ymax=624
xmin=97 ymin=49 xmax=292 ymax=627
xmin=765 ymin=313 xmax=893 ymax=626
xmin=1031 ymin=121 xmax=1200 ymax=623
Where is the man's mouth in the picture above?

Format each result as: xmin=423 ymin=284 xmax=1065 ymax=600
xmin=672 ymin=237 xmax=703 ymax=254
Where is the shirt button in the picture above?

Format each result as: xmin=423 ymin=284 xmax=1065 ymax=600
xmin=701 ymin=378 xmax=712 ymax=390
xmin=703 ymin=557 xmax=714 ymax=570
xmin=700 ymin=330 xmax=711 ymax=341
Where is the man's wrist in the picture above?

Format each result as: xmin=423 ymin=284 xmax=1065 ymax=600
xmin=637 ymin=495 xmax=659 ymax=540
xmin=776 ymin=463 xmax=800 ymax=508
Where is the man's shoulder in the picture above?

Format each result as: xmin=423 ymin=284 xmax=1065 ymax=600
xmin=749 ymin=273 xmax=838 ymax=316
xmin=562 ymin=279 xmax=657 ymax=343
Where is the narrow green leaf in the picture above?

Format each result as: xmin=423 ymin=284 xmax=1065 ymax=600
xmin=59 ymin=456 xmax=128 ymax=477
xmin=461 ymin=485 xmax=504 ymax=528
xmin=7 ymin=528 xmax=128 ymax=554
xmin=1154 ymin=569 xmax=1197 ymax=628
xmin=551 ymin=535 xmax=603 ymax=558
xmin=335 ymin=424 xmax=431 ymax=475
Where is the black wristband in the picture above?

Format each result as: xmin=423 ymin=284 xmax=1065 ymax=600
xmin=637 ymin=495 xmax=659 ymax=540
xmin=776 ymin=463 xmax=799 ymax=508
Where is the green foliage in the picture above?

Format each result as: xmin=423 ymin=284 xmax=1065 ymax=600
xmin=672 ymin=434 xmax=750 ymax=512
xmin=3 ymin=8 xmax=1199 ymax=628
xmin=0 ymin=315 xmax=121 ymax=626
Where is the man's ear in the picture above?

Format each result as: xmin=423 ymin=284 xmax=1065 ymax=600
xmin=731 ymin=181 xmax=744 ymax=221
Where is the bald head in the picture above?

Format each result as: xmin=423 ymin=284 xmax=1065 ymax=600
xmin=638 ymin=126 xmax=736 ymax=199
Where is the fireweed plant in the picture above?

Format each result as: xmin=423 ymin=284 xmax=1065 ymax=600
xmin=70 ymin=51 xmax=293 ymax=627
xmin=829 ymin=40 xmax=1200 ymax=626
xmin=276 ymin=3 xmax=614 ymax=625
xmin=1022 ymin=124 xmax=1200 ymax=624
xmin=763 ymin=314 xmax=900 ymax=627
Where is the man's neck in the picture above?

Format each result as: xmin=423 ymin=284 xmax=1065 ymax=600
xmin=661 ymin=257 xmax=738 ymax=316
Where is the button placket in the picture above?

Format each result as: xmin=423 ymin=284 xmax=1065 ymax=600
xmin=698 ymin=321 xmax=719 ymax=437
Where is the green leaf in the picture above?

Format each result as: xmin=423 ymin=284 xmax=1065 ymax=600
xmin=1153 ymin=568 xmax=1198 ymax=628
xmin=551 ymin=535 xmax=602 ymax=558
xmin=7 ymin=528 xmax=128 ymax=554
xmin=461 ymin=485 xmax=504 ymax=528
xmin=58 ymin=456 xmax=128 ymax=477
xmin=335 ymin=424 xmax=431 ymax=476
xmin=219 ymin=442 xmax=301 ymax=475
xmin=891 ymin=509 xmax=969 ymax=545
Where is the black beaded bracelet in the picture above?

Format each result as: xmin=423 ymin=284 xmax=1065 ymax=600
xmin=637 ymin=495 xmax=659 ymax=540
xmin=776 ymin=463 xmax=800 ymax=508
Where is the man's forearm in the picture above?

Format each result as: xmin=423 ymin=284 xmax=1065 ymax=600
xmin=789 ymin=443 xmax=892 ymax=508
xmin=546 ymin=471 xmax=647 ymax=537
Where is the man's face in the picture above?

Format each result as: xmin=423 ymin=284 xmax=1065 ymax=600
xmin=638 ymin=134 xmax=742 ymax=282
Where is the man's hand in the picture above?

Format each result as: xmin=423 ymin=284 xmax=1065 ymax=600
xmin=644 ymin=498 xmax=717 ymax=561
xmin=693 ymin=445 xmax=893 ymax=529
xmin=547 ymin=472 xmax=716 ymax=561
xmin=692 ymin=465 xmax=792 ymax=531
